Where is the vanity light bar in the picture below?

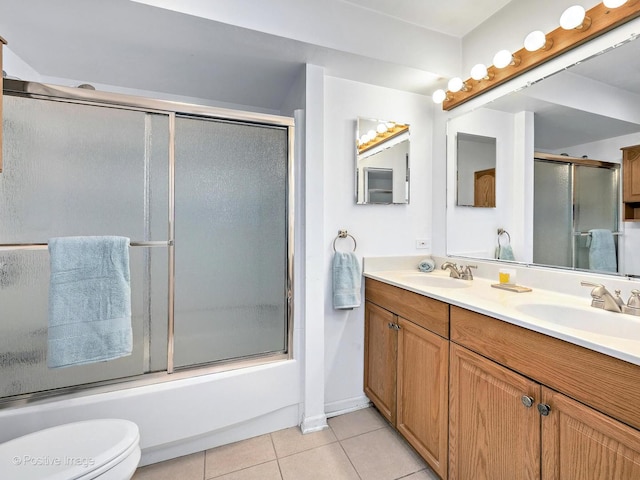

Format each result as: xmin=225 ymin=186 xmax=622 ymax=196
xmin=437 ymin=1 xmax=640 ymax=111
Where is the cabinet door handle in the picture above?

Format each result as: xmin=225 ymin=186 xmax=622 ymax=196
xmin=388 ymin=322 xmax=395 ymax=329
xmin=521 ymin=396 xmax=534 ymax=408
xmin=537 ymin=403 xmax=551 ymax=416
xmin=394 ymin=324 xmax=401 ymax=330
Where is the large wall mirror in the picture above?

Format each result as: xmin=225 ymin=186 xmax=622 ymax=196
xmin=446 ymin=30 xmax=640 ymax=277
xmin=355 ymin=117 xmax=410 ymax=204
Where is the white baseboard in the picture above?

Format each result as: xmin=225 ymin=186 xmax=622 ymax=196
xmin=324 ymin=395 xmax=371 ymax=418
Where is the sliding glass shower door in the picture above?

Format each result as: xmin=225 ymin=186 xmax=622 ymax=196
xmin=533 ymin=158 xmax=619 ymax=271
xmin=0 ymin=81 xmax=293 ymax=403
xmin=173 ymin=116 xmax=289 ymax=369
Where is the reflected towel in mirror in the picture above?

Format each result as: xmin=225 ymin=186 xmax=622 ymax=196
xmin=495 ymin=244 xmax=515 ymax=261
xmin=586 ymin=229 xmax=617 ymax=273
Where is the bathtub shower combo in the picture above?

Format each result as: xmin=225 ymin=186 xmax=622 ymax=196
xmin=0 ymin=79 xmax=294 ymax=405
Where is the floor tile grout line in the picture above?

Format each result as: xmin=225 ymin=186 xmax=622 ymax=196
xmin=337 ymin=436 xmax=364 ymax=480
xmin=202 ymin=449 xmax=207 ymax=480
xmin=269 ymin=433 xmax=285 ymax=480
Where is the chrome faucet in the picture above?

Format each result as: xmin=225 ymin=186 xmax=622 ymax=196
xmin=580 ymin=281 xmax=622 ymax=313
xmin=441 ymin=262 xmax=477 ymax=280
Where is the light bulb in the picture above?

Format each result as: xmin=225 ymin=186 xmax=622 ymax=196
xmin=524 ymin=30 xmax=548 ymax=51
xmin=432 ymin=89 xmax=447 ymax=103
xmin=493 ymin=50 xmax=517 ymax=69
xmin=376 ymin=123 xmax=388 ymax=134
xmin=470 ymin=63 xmax=488 ymax=80
xmin=448 ymin=77 xmax=465 ymax=92
xmin=560 ymin=5 xmax=586 ymax=29
xmin=603 ymin=0 xmax=627 ymax=7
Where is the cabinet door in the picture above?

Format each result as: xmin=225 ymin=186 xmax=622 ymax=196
xmin=542 ymin=387 xmax=640 ymax=479
xmin=397 ymin=317 xmax=449 ymax=480
xmin=623 ymin=146 xmax=640 ymax=202
xmin=364 ymin=301 xmax=397 ymax=424
xmin=449 ymin=343 xmax=541 ymax=480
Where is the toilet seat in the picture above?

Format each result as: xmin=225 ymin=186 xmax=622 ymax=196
xmin=0 ymin=419 xmax=140 ymax=480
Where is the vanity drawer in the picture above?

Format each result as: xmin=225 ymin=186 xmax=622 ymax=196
xmin=450 ymin=305 xmax=640 ymax=430
xmin=365 ymin=278 xmax=449 ymax=338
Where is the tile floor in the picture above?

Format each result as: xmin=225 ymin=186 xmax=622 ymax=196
xmin=132 ymin=407 xmax=440 ymax=480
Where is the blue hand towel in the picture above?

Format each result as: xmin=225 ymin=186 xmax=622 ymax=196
xmin=333 ymin=252 xmax=362 ymax=310
xmin=586 ymin=229 xmax=617 ymax=273
xmin=47 ymin=236 xmax=132 ymax=368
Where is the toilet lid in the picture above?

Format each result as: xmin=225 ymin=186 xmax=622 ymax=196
xmin=0 ymin=419 xmax=139 ymax=480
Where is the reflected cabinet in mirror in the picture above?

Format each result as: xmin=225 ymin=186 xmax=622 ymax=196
xmin=446 ymin=32 xmax=640 ymax=277
xmin=355 ymin=117 xmax=409 ymax=204
xmin=456 ymin=133 xmax=496 ymax=207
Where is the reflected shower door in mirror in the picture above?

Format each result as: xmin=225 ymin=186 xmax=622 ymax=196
xmin=533 ymin=155 xmax=620 ymax=273
xmin=445 ymin=31 xmax=640 ymax=277
xmin=457 ymin=133 xmax=496 ymax=207
xmin=355 ymin=117 xmax=409 ymax=204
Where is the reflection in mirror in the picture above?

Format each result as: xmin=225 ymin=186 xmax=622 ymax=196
xmin=456 ymin=133 xmax=496 ymax=207
xmin=355 ymin=117 xmax=409 ymax=204
xmin=533 ymin=153 xmax=620 ymax=272
xmin=446 ymin=34 xmax=640 ymax=277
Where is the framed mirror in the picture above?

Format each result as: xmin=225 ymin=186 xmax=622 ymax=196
xmin=355 ymin=117 xmax=410 ymax=204
xmin=445 ymin=32 xmax=640 ymax=277
xmin=456 ymin=133 xmax=496 ymax=207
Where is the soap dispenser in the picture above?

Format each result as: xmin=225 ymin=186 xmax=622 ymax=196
xmin=623 ymin=289 xmax=640 ymax=316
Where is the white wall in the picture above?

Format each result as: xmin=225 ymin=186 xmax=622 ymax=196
xmin=323 ymin=76 xmax=432 ymax=414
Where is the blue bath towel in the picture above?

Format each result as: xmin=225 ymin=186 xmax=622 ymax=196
xmin=332 ymin=252 xmax=362 ymax=310
xmin=587 ymin=229 xmax=617 ymax=273
xmin=47 ymin=236 xmax=132 ymax=368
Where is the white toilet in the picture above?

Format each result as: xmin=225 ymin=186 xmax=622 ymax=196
xmin=0 ymin=419 xmax=140 ymax=479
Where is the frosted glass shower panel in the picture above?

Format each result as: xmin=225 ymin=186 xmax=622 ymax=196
xmin=533 ymin=160 xmax=572 ymax=268
xmin=174 ymin=116 xmax=289 ymax=368
xmin=573 ymin=165 xmax=619 ymax=270
xmin=0 ymin=96 xmax=168 ymax=242
xmin=0 ymin=96 xmax=171 ymax=398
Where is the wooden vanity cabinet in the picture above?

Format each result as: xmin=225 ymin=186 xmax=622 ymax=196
xmin=364 ymin=301 xmax=397 ymax=424
xmin=449 ymin=343 xmax=541 ymax=479
xmin=364 ymin=278 xmax=449 ymax=480
xmin=622 ymin=144 xmax=640 ymax=220
xmin=450 ymin=306 xmax=640 ymax=480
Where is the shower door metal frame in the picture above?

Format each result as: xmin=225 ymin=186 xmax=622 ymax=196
xmin=0 ymin=79 xmax=295 ymax=405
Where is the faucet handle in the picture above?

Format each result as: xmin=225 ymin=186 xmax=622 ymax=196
xmin=628 ymin=290 xmax=640 ymax=309
xmin=461 ymin=264 xmax=477 ymax=280
xmin=581 ymin=281 xmax=605 ymax=296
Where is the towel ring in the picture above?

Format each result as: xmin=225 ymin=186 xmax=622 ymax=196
xmin=497 ymin=228 xmax=511 ymax=246
xmin=333 ymin=229 xmax=357 ymax=252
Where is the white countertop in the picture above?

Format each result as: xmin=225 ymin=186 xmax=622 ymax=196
xmin=365 ymin=266 xmax=640 ymax=367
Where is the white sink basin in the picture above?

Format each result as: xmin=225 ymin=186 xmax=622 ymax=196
xmin=391 ymin=272 xmax=472 ymax=289
xmin=515 ymin=303 xmax=640 ymax=338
